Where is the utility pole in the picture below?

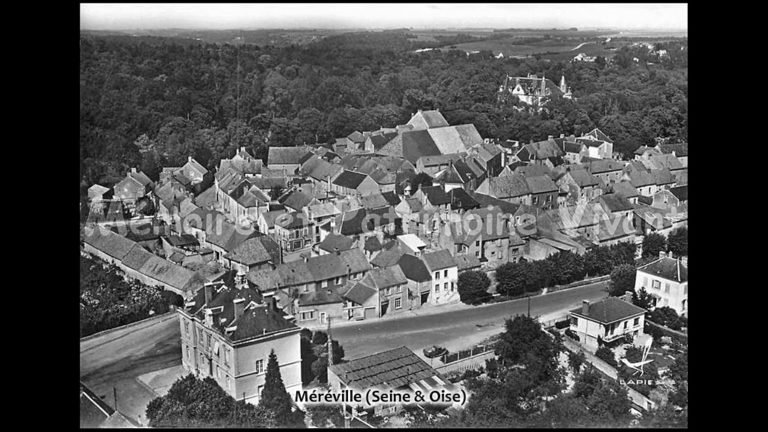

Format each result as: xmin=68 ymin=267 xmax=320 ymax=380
xmin=527 ymin=295 xmax=531 ymax=318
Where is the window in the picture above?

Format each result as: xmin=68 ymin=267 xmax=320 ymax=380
xmin=633 ymin=317 xmax=640 ymax=326
xmin=475 ymin=240 xmax=480 ymax=247
xmin=224 ymin=349 xmax=230 ymax=366
xmin=451 ymin=282 xmax=455 ymax=292
xmin=395 ymin=298 xmax=401 ymax=309
xmin=623 ymin=321 xmax=628 ymax=329
xmin=255 ymin=359 xmax=264 ymax=374
xmin=443 ymin=270 xmax=448 ymax=278
xmin=570 ymin=317 xmax=578 ymax=326
xmin=434 ymin=284 xmax=439 ymax=293
xmin=532 ymin=196 xmax=538 ymax=205
xmin=434 ymin=271 xmax=440 ymax=280
xmin=652 ymin=280 xmax=661 ymax=290
xmin=444 ymin=283 xmax=448 ymax=291
xmin=321 ymin=280 xmax=328 ymax=288
xmin=664 ymin=283 xmax=670 ymax=293
xmin=184 ymin=321 xmax=189 ymax=336
xmin=206 ymin=333 xmax=211 ymax=349
xmin=396 ymin=285 xmax=402 ymax=293
xmin=301 ymin=311 xmax=315 ymax=320
xmin=643 ymin=277 xmax=648 ymax=287
xmin=335 ymin=277 xmax=342 ymax=285
xmin=475 ymin=251 xmax=480 ymax=257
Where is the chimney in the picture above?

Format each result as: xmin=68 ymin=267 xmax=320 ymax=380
xmin=659 ymin=251 xmax=667 ymax=259
xmin=241 ymin=146 xmax=246 ymax=153
xmin=623 ymin=291 xmax=634 ymax=303
xmin=204 ymin=308 xmax=214 ymax=326
xmin=188 ymin=156 xmax=193 ymax=163
xmin=581 ymin=300 xmax=589 ymax=315
xmin=233 ymin=298 xmax=245 ymax=321
xmin=548 ymin=135 xmax=553 ymax=141
xmin=560 ymin=134 xmax=565 ymax=139
xmin=204 ymin=283 xmax=214 ymax=306
xmin=680 ymin=256 xmax=687 ymax=267
xmin=130 ymin=167 xmax=137 ymax=174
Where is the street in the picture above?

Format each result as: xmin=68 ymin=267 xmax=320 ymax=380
xmin=79 ymin=280 xmax=609 ymax=424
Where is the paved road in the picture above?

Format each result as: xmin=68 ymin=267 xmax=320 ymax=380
xmin=333 ymin=281 xmax=609 ymax=358
xmin=80 ymin=281 xmax=609 ymax=424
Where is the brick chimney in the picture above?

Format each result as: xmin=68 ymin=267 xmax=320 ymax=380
xmin=581 ymin=300 xmax=590 ymax=315
xmin=204 ymin=282 xmax=214 ymax=306
xmin=233 ymin=298 xmax=245 ymax=321
xmin=659 ymin=251 xmax=667 ymax=259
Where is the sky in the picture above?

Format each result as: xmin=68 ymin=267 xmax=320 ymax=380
xmin=80 ymin=3 xmax=687 ymax=32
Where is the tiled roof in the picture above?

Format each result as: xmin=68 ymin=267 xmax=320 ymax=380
xmin=329 ymin=346 xmax=441 ymax=390
xmin=275 ymin=211 xmax=312 ymax=230
xmin=370 ymin=244 xmax=407 ymax=268
xmin=660 ymin=142 xmax=688 ymax=157
xmin=525 ymin=175 xmax=558 ymax=194
xmin=397 ymin=254 xmax=431 ymax=282
xmin=279 ymin=190 xmax=316 ymax=212
xmin=333 ymin=170 xmax=369 ymax=189
xmin=570 ymin=297 xmax=646 ymax=325
xmin=568 ymin=168 xmax=600 ymax=188
xmin=583 ymin=159 xmax=625 ymax=174
xmin=468 ymin=192 xmax=521 ymax=214
xmin=121 ymin=244 xmax=155 ymax=271
xmin=483 ymin=173 xmax=530 ymax=198
xmin=299 ymin=289 xmax=344 ymax=306
xmin=599 ymin=193 xmax=634 ymax=213
xmin=423 ymin=249 xmax=456 ymax=271
xmin=381 ymin=191 xmax=401 ymax=206
xmin=224 ymin=236 xmax=281 ymax=266
xmin=359 ymin=266 xmax=408 ymax=290
xmin=421 ymin=185 xmax=451 ymax=206
xmin=638 ymin=256 xmax=687 ymax=283
xmin=231 ymin=303 xmax=297 ymax=342
xmin=669 ymin=185 xmax=688 ymax=201
xmin=402 ymin=129 xmax=441 ymax=164
xmin=611 ymin=181 xmax=640 ymax=198
xmin=584 ymin=128 xmax=613 ymax=143
xmin=206 ymin=220 xmax=259 ymax=253
xmin=361 ymin=193 xmax=390 ymax=210
xmin=454 ymin=253 xmax=482 ymax=271
xmin=139 ymin=255 xmax=205 ymax=293
xmin=407 ymin=110 xmax=450 ymax=130
xmin=82 ymin=226 xmax=137 ymax=261
xmin=343 ymin=282 xmax=377 ymax=305
xmin=318 ymin=233 xmax=355 ymax=253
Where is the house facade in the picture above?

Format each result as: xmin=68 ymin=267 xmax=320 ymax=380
xmin=178 ymin=282 xmax=302 ymax=405
xmin=568 ymin=297 xmax=647 ymax=352
xmin=635 ymin=253 xmax=688 ymax=316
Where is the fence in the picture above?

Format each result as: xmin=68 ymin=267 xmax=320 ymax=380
xmin=440 ymin=343 xmax=496 ymax=364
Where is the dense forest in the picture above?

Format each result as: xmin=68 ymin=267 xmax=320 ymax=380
xmin=80 ymin=31 xmax=687 ymax=194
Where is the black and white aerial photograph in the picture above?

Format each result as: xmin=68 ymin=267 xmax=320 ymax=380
xmin=79 ymin=3 xmax=688 ymax=428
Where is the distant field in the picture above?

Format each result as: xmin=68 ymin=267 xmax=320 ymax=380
xmin=437 ymin=37 xmax=605 ymax=58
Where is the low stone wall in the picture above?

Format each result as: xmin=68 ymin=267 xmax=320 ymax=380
xmin=435 ymin=351 xmax=496 ymax=375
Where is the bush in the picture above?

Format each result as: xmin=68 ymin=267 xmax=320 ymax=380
xmin=594 ymin=346 xmax=618 ymax=368
xmin=564 ymin=328 xmax=580 ymax=341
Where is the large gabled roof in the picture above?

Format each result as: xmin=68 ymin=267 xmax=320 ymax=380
xmin=407 ymin=110 xmax=450 ymax=130
xmin=333 ymin=170 xmax=370 ymax=190
xmin=422 ymin=249 xmax=456 ymax=271
xmin=638 ymin=256 xmax=687 ymax=283
xmin=329 ymin=346 xmax=443 ymax=390
xmin=224 ymin=235 xmax=281 ymax=266
xmin=397 ymin=254 xmax=431 ymax=282
xmin=570 ymin=297 xmax=646 ymax=325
